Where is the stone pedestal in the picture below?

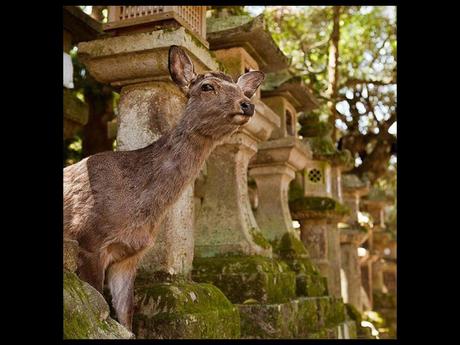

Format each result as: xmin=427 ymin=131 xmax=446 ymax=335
xmin=78 ymin=27 xmax=239 ymax=339
xmin=249 ymin=136 xmax=310 ymax=241
xmin=248 ymin=137 xmax=326 ymax=298
xmin=290 ymin=198 xmax=348 ymax=298
xmin=194 ymin=130 xmax=276 ymax=258
xmin=193 ymin=40 xmax=280 ymax=259
xmin=340 ymin=229 xmax=368 ymax=313
xmin=372 ymin=258 xmax=386 ymax=293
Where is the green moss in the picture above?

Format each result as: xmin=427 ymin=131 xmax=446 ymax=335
xmin=63 ymin=271 xmax=133 ymax=339
xmin=345 ymin=303 xmax=362 ymax=324
xmin=269 ymin=233 xmax=328 ymax=297
xmin=288 ymin=180 xmax=304 ymax=202
xmin=308 ymin=136 xmax=337 ymax=156
xmin=192 ymin=256 xmax=296 ymax=304
xmin=315 ymin=297 xmax=346 ymax=330
xmin=289 ymin=196 xmax=349 ymax=216
xmin=249 ymin=228 xmax=271 ymax=249
xmin=271 ymin=232 xmax=309 ymax=259
xmin=133 ymin=280 xmax=240 ymax=339
xmin=297 ymin=297 xmax=322 ymax=335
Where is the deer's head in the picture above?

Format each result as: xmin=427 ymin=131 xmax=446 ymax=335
xmin=169 ymin=45 xmax=265 ymax=140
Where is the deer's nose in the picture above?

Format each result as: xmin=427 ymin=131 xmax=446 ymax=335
xmin=240 ymin=102 xmax=255 ymax=116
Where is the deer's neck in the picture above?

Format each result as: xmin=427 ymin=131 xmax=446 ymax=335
xmin=134 ymin=116 xmax=215 ymax=229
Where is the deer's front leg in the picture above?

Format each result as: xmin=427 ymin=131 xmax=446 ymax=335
xmin=106 ymin=254 xmax=140 ymax=330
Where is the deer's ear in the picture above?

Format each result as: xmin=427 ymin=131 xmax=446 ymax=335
xmin=169 ymin=45 xmax=197 ymax=90
xmin=237 ymin=71 xmax=265 ymax=98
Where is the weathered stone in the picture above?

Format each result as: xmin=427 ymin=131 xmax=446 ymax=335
xmin=194 ymin=133 xmax=274 ymax=258
xmin=207 ymin=14 xmax=289 ymax=73
xmin=340 ymin=237 xmax=364 ymax=312
xmin=64 ymin=271 xmax=134 ymax=339
xmin=237 ymin=296 xmax=346 ymax=339
xmin=262 ymin=70 xmax=319 ymax=115
xmin=270 ymin=232 xmax=327 ymax=297
xmin=192 ymin=256 xmax=296 ymax=304
xmin=63 ymin=238 xmax=79 ymax=273
xmin=78 ymin=27 xmax=219 ymax=86
xmin=249 ymin=137 xmax=311 ymax=241
xmin=289 ymin=203 xmax=347 ymax=299
xmin=133 ymin=278 xmax=240 ymax=339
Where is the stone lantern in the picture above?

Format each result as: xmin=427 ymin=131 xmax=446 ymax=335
xmin=289 ymin=113 xmax=352 ymax=298
xmin=77 ymin=9 xmax=241 ymax=338
xmin=339 ymin=174 xmax=370 ymax=312
xmin=245 ymin=70 xmax=328 ymax=300
xmin=193 ymin=14 xmax=351 ymax=339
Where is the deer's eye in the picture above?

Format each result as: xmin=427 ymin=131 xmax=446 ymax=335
xmin=201 ymin=84 xmax=214 ymax=92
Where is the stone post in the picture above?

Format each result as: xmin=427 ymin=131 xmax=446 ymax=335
xmin=192 ymin=43 xmax=280 ymax=258
xmin=78 ymin=26 xmax=240 ymax=339
xmin=289 ymin=113 xmax=352 ymax=299
xmin=193 ymin=14 xmax=350 ymax=339
xmin=192 ymin=46 xmax=292 ymax=305
xmin=249 ymin=137 xmax=310 ymax=241
xmin=339 ymin=174 xmax=370 ymax=312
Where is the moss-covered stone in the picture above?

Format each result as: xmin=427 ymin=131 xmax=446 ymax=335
xmin=316 ymin=297 xmax=346 ymax=329
xmin=249 ymin=228 xmax=271 ymax=250
xmin=270 ymin=233 xmax=327 ymax=297
xmin=288 ymin=180 xmax=304 ymax=202
xmin=296 ymin=298 xmax=322 ymax=335
xmin=238 ymin=301 xmax=298 ymax=338
xmin=63 ymin=271 xmax=134 ymax=339
xmin=133 ymin=279 xmax=240 ymax=339
xmin=289 ymin=196 xmax=350 ymax=217
xmin=192 ymin=256 xmax=296 ymax=304
xmin=345 ymin=303 xmax=362 ymax=324
xmin=237 ymin=296 xmax=346 ymax=339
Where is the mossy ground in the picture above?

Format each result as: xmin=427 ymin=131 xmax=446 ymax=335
xmin=133 ymin=279 xmax=240 ymax=339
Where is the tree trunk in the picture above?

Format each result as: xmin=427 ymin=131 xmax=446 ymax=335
xmin=326 ymin=6 xmax=341 ymax=142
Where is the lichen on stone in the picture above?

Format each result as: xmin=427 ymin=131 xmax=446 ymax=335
xmin=63 ymin=271 xmax=134 ymax=339
xmin=289 ymin=196 xmax=350 ymax=216
xmin=133 ymin=280 xmax=240 ymax=339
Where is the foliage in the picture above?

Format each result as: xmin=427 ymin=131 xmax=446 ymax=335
xmin=262 ymin=6 xmax=397 ymax=184
xmin=64 ymin=45 xmax=118 ymax=167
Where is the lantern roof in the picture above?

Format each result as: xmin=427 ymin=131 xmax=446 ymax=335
xmin=207 ymin=14 xmax=289 ymax=73
xmin=262 ymin=69 xmax=319 ymax=113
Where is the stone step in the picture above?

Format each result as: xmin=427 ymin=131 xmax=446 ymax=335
xmin=237 ymin=296 xmax=350 ymax=339
xmin=193 ymin=255 xmax=297 ymax=304
xmin=132 ymin=277 xmax=240 ymax=339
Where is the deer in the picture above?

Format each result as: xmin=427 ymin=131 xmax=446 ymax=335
xmin=64 ymin=45 xmax=265 ymax=331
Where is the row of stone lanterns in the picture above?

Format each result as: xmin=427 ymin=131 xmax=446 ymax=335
xmin=63 ymin=6 xmax=395 ymax=339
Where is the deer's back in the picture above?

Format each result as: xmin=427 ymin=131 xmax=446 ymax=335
xmin=64 ymin=150 xmax=142 ymax=246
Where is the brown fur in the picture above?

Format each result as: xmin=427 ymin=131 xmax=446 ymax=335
xmin=63 ymin=45 xmax=264 ymax=330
